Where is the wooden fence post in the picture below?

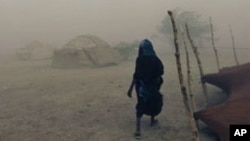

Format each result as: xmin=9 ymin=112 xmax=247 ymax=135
xmin=229 ymin=24 xmax=239 ymax=65
xmin=209 ymin=17 xmax=220 ymax=71
xmin=185 ymin=23 xmax=209 ymax=106
xmin=168 ymin=10 xmax=200 ymax=141
xmin=180 ymin=26 xmax=197 ymax=113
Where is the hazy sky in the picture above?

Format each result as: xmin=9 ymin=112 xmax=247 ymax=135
xmin=1 ymin=0 xmax=250 ymax=54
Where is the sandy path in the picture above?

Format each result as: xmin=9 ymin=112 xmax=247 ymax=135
xmin=0 ymin=48 xmax=249 ymax=141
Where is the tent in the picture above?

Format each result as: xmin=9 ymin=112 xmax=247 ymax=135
xmin=194 ymin=63 xmax=250 ymax=141
xmin=52 ymin=35 xmax=124 ymax=68
xmin=16 ymin=41 xmax=55 ymax=60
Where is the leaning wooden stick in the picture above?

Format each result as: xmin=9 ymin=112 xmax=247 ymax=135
xmin=209 ymin=17 xmax=220 ymax=71
xmin=168 ymin=11 xmax=190 ymax=113
xmin=229 ymin=24 xmax=239 ymax=65
xmin=180 ymin=26 xmax=197 ymax=113
xmin=168 ymin=11 xmax=200 ymax=141
xmin=181 ymin=24 xmax=200 ymax=131
xmin=185 ymin=23 xmax=209 ymax=106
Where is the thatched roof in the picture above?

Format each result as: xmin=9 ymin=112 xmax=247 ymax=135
xmin=16 ymin=41 xmax=55 ymax=60
xmin=52 ymin=35 xmax=124 ymax=68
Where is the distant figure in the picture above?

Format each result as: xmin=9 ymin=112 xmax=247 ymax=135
xmin=127 ymin=39 xmax=164 ymax=139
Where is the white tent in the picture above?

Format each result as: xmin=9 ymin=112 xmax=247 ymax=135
xmin=16 ymin=41 xmax=55 ymax=60
xmin=52 ymin=35 xmax=124 ymax=68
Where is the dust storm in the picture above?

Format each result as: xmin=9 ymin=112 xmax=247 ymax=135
xmin=0 ymin=1 xmax=250 ymax=141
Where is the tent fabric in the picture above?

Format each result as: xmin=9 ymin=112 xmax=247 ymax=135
xmin=194 ymin=62 xmax=250 ymax=141
xmin=52 ymin=35 xmax=124 ymax=68
xmin=16 ymin=41 xmax=54 ymax=60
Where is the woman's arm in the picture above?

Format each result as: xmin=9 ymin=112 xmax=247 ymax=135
xmin=127 ymin=78 xmax=135 ymax=98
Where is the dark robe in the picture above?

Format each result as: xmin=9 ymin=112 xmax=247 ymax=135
xmin=133 ymin=39 xmax=164 ymax=117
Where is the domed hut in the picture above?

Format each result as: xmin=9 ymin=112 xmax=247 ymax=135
xmin=16 ymin=41 xmax=55 ymax=60
xmin=52 ymin=35 xmax=124 ymax=68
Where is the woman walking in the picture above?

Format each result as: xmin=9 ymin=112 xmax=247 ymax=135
xmin=127 ymin=39 xmax=164 ymax=139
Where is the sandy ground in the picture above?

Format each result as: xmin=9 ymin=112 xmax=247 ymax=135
xmin=0 ymin=47 xmax=250 ymax=141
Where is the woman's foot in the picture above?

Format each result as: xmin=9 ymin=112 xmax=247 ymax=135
xmin=150 ymin=119 xmax=158 ymax=127
xmin=134 ymin=132 xmax=141 ymax=139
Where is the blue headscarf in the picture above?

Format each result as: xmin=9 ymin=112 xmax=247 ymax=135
xmin=138 ymin=39 xmax=156 ymax=57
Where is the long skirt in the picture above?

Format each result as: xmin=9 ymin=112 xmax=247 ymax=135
xmin=135 ymin=78 xmax=163 ymax=117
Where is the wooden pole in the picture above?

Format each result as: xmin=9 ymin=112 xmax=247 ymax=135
xmin=181 ymin=25 xmax=200 ymax=133
xmin=180 ymin=26 xmax=197 ymax=113
xmin=185 ymin=23 xmax=209 ymax=106
xmin=209 ymin=17 xmax=220 ymax=71
xmin=229 ymin=24 xmax=239 ymax=65
xmin=168 ymin=11 xmax=190 ymax=113
xmin=168 ymin=11 xmax=200 ymax=141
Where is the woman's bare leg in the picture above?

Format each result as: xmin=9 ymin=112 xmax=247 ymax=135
xmin=134 ymin=116 xmax=141 ymax=139
xmin=150 ymin=116 xmax=158 ymax=126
